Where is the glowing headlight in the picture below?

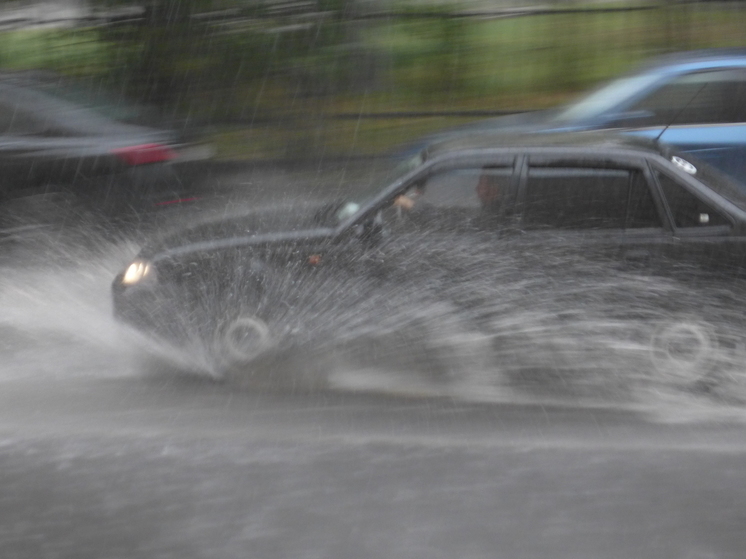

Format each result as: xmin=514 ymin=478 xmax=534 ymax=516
xmin=121 ymin=260 xmax=152 ymax=286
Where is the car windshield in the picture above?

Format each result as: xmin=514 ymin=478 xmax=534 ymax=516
xmin=333 ymin=151 xmax=426 ymax=223
xmin=551 ymin=72 xmax=662 ymax=123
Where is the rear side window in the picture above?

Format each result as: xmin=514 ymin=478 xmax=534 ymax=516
xmin=628 ymin=69 xmax=746 ymax=125
xmin=655 ymin=171 xmax=730 ymax=228
xmin=522 ymin=166 xmax=661 ymax=230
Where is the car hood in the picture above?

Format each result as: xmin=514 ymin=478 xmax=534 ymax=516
xmin=142 ymin=204 xmax=335 ymax=260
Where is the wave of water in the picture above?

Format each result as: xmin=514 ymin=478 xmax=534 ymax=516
xmin=0 ymin=219 xmax=146 ymax=381
xmin=3 ymin=216 xmax=746 ymax=422
xmin=151 ymin=232 xmax=746 ymax=418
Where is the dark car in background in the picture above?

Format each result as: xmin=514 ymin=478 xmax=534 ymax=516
xmin=113 ymin=131 xmax=746 ymax=396
xmin=403 ymin=49 xmax=746 ymax=185
xmin=0 ymin=71 xmax=210 ymax=231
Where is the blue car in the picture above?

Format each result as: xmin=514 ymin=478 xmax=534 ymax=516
xmin=406 ymin=49 xmax=746 ymax=184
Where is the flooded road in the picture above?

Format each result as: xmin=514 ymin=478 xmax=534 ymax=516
xmin=3 ymin=375 xmax=746 ymax=559
xmin=2 ymin=163 xmax=746 ymax=558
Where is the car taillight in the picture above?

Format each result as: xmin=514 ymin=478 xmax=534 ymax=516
xmin=111 ymin=143 xmax=177 ymax=166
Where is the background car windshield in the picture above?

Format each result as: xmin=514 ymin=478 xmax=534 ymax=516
xmin=552 ymin=73 xmax=662 ymax=123
xmin=623 ymin=69 xmax=746 ymax=125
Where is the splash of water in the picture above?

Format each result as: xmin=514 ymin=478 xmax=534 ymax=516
xmin=136 ymin=231 xmax=746 ymax=416
xmin=3 ymin=208 xmax=746 ymax=422
xmin=0 ymin=219 xmax=146 ymax=381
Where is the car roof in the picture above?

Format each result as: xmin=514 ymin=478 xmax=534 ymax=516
xmin=0 ymin=71 xmax=175 ymax=140
xmin=426 ymin=130 xmax=663 ymax=159
xmin=625 ymin=48 xmax=746 ymax=77
xmin=0 ymin=69 xmax=62 ymax=86
xmin=643 ymin=48 xmax=746 ymax=67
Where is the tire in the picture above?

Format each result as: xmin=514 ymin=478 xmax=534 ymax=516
xmin=216 ymin=314 xmax=274 ymax=365
xmin=649 ymin=317 xmax=718 ymax=385
xmin=192 ymin=262 xmax=277 ymax=374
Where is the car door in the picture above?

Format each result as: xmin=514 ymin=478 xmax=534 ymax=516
xmin=301 ymin=155 xmax=522 ymax=354
xmin=618 ymin=68 xmax=746 ymax=185
xmin=512 ymin=154 xmax=672 ymax=270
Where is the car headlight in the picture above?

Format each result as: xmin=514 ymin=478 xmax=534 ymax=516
xmin=121 ymin=259 xmax=153 ymax=286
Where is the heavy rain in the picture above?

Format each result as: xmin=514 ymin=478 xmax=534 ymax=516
xmin=2 ymin=1 xmax=746 ymax=558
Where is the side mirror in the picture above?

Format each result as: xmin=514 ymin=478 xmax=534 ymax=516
xmin=353 ymin=211 xmax=384 ymax=247
xmin=313 ymin=201 xmax=345 ymax=227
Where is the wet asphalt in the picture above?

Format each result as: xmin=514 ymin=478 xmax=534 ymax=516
xmin=2 ymin=374 xmax=746 ymax=559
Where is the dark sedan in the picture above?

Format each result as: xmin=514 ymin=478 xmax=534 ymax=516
xmin=0 ymin=71 xmax=209 ymax=224
xmin=113 ymin=132 xmax=746 ymax=396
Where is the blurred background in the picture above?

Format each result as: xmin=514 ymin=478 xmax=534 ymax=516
xmin=2 ymin=0 xmax=745 ymax=162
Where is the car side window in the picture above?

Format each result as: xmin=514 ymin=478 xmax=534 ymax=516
xmin=627 ymin=69 xmax=746 ymax=125
xmin=522 ymin=166 xmax=662 ymax=230
xmin=655 ymin=170 xmax=730 ymax=228
xmin=627 ymin=170 xmax=663 ymax=228
xmin=391 ymin=165 xmax=513 ymax=231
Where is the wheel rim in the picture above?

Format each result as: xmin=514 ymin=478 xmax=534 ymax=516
xmin=220 ymin=316 xmax=273 ymax=363
xmin=650 ymin=320 xmax=716 ymax=383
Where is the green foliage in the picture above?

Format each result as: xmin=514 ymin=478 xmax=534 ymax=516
xmin=0 ymin=29 xmax=109 ymax=75
xmin=5 ymin=1 xmax=746 ymax=157
xmin=90 ymin=0 xmax=366 ymax=113
xmin=381 ymin=5 xmax=471 ymax=102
